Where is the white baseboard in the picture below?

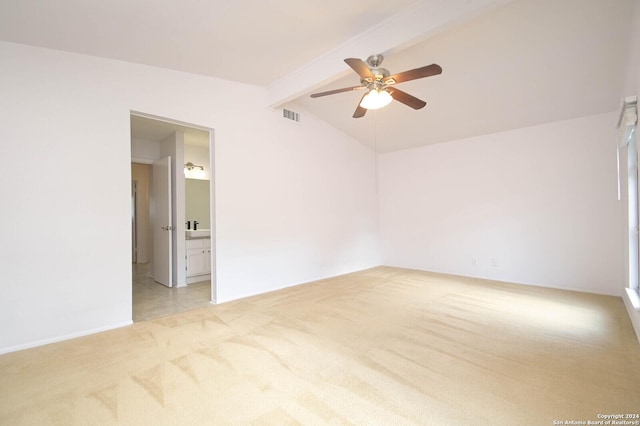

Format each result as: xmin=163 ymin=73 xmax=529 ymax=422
xmin=623 ymin=288 xmax=640 ymax=343
xmin=624 ymin=287 xmax=640 ymax=310
xmin=186 ymin=274 xmax=211 ymax=285
xmin=0 ymin=321 xmax=133 ymax=355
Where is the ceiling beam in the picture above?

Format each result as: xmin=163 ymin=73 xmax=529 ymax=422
xmin=266 ymin=0 xmax=513 ymax=109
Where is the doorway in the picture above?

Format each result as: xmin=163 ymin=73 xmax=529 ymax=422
xmin=130 ymin=112 xmax=215 ymax=321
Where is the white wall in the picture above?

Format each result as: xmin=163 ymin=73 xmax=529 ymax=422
xmin=0 ymin=41 xmax=379 ymax=353
xmin=380 ymin=112 xmax=622 ymax=296
xmin=131 ymin=138 xmax=160 ymax=163
xmin=215 ymin=103 xmax=380 ymax=302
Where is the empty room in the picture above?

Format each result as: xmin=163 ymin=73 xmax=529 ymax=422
xmin=1 ymin=0 xmax=639 ymax=424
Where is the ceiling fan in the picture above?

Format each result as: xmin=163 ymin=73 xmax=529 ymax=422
xmin=310 ymin=54 xmax=442 ymax=118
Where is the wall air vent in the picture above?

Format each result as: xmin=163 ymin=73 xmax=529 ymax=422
xmin=283 ymin=109 xmax=300 ymax=123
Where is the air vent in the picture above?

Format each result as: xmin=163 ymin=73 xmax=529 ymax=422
xmin=283 ymin=109 xmax=300 ymax=123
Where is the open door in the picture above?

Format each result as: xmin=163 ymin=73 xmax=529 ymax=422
xmin=152 ymin=156 xmax=172 ymax=287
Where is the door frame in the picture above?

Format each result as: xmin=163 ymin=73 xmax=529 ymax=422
xmin=130 ymin=110 xmax=216 ymax=304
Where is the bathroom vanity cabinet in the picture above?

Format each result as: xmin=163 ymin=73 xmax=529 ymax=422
xmin=186 ymin=238 xmax=211 ymax=283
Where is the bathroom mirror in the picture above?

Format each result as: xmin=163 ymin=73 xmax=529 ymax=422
xmin=185 ymin=178 xmax=210 ymax=230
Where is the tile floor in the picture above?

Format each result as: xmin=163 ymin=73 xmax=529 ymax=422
xmin=132 ymin=263 xmax=212 ymax=322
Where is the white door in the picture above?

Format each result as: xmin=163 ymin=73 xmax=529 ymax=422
xmin=152 ymin=156 xmax=172 ymax=287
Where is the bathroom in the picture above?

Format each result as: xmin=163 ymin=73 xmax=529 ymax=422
xmin=184 ymin=145 xmax=213 ymax=285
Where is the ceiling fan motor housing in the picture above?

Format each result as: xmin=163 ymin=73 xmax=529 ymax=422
xmin=366 ymin=54 xmax=384 ymax=67
xmin=363 ymin=54 xmax=390 ymax=84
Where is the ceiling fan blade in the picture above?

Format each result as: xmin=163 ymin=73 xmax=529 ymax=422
xmin=353 ymin=105 xmax=367 ymax=118
xmin=344 ymin=58 xmax=374 ymax=80
xmin=389 ymin=88 xmax=427 ymax=110
xmin=385 ymin=64 xmax=442 ymax=84
xmin=353 ymin=92 xmax=368 ymax=118
xmin=310 ymin=86 xmax=364 ymax=98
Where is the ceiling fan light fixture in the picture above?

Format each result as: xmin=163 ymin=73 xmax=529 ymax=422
xmin=360 ymin=88 xmax=392 ymax=110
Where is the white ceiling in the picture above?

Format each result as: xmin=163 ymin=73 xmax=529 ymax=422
xmin=294 ymin=0 xmax=636 ymax=151
xmin=0 ymin=0 xmax=416 ymax=86
xmin=0 ymin=0 xmax=636 ymax=151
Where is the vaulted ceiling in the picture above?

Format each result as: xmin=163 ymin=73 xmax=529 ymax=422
xmin=0 ymin=0 xmax=636 ymax=152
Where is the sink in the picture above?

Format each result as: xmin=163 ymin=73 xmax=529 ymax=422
xmin=186 ymin=229 xmax=210 ymax=238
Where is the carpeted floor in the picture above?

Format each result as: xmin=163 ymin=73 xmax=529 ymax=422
xmin=1 ymin=267 xmax=639 ymax=425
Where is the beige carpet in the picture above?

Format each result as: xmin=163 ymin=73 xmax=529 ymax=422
xmin=1 ymin=267 xmax=639 ymax=425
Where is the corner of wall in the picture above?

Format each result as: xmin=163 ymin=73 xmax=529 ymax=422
xmin=623 ymin=289 xmax=640 ymax=343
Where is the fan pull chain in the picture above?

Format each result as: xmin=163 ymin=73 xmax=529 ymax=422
xmin=374 ymin=109 xmax=379 ymax=195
